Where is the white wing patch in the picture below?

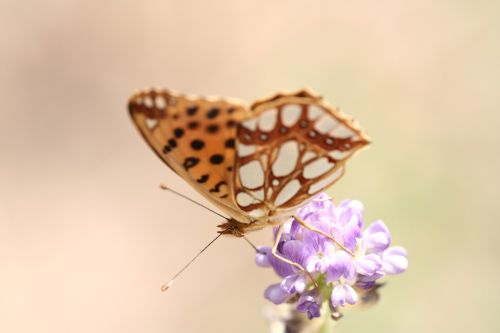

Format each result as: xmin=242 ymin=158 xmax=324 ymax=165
xmin=236 ymin=192 xmax=255 ymax=207
xmin=258 ymin=108 xmax=278 ymax=132
xmin=308 ymin=105 xmax=324 ymax=120
xmin=328 ymin=123 xmax=355 ymax=138
xmin=239 ymin=160 xmax=264 ymax=189
xmin=303 ymin=157 xmax=335 ymax=179
xmin=272 ymin=140 xmax=299 ymax=177
xmin=242 ymin=118 xmax=258 ymax=131
xmin=308 ymin=167 xmax=344 ymax=194
xmin=281 ymin=104 xmax=302 ymax=127
xmin=145 ymin=118 xmax=158 ymax=129
xmin=328 ymin=150 xmax=352 ymax=160
xmin=301 ymin=151 xmax=317 ymax=163
xmin=275 ymin=179 xmax=301 ymax=206
xmin=314 ymin=116 xmax=338 ymax=134
xmin=238 ymin=143 xmax=256 ymax=157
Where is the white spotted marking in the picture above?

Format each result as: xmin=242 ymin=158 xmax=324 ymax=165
xmin=272 ymin=179 xmax=280 ymax=186
xmin=236 ymin=192 xmax=254 ymax=207
xmin=303 ymin=157 xmax=335 ymax=179
xmin=242 ymin=118 xmax=258 ymax=131
xmin=308 ymin=105 xmax=324 ymax=120
xmin=248 ymin=208 xmax=266 ymax=218
xmin=314 ymin=115 xmax=338 ymax=134
xmin=250 ymin=189 xmax=264 ymax=201
xmin=237 ymin=143 xmax=256 ymax=157
xmin=308 ymin=167 xmax=344 ymax=194
xmin=329 ymin=123 xmax=355 ymax=139
xmin=155 ymin=95 xmax=166 ymax=109
xmin=281 ymin=104 xmax=302 ymax=127
xmin=145 ymin=118 xmax=157 ymax=129
xmin=301 ymin=151 xmax=317 ymax=163
xmin=272 ymin=140 xmax=299 ymax=177
xmin=258 ymin=108 xmax=278 ymax=132
xmin=275 ymin=180 xmax=301 ymax=206
xmin=328 ymin=150 xmax=352 ymax=160
xmin=143 ymin=96 xmax=154 ymax=108
xmin=239 ymin=160 xmax=264 ymax=189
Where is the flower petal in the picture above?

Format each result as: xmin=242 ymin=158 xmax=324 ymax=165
xmin=264 ymin=283 xmax=291 ymax=304
xmin=326 ymin=250 xmax=356 ymax=283
xmin=383 ymin=246 xmax=408 ymax=274
xmin=363 ymin=220 xmax=391 ymax=253
xmin=255 ymin=246 xmax=271 ymax=267
xmin=297 ymin=291 xmax=321 ymax=319
xmin=344 ymin=284 xmax=358 ymax=305
xmin=355 ymin=253 xmax=383 ymax=277
xmin=331 ymin=284 xmax=358 ymax=307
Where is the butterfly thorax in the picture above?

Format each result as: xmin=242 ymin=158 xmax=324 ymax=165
xmin=217 ymin=214 xmax=289 ymax=237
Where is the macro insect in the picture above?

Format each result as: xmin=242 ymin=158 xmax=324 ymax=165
xmin=128 ymin=88 xmax=370 ymax=289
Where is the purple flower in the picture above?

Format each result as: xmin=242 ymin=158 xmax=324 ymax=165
xmin=331 ymin=284 xmax=358 ymax=307
xmin=363 ymin=220 xmax=391 ymax=253
xmin=382 ymin=246 xmax=408 ymax=274
xmin=297 ymin=291 xmax=321 ymax=319
xmin=256 ymin=193 xmax=408 ymax=320
xmin=255 ymin=246 xmax=271 ymax=267
xmin=264 ymin=283 xmax=291 ymax=304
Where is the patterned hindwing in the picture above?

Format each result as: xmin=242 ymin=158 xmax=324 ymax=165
xmin=128 ymin=88 xmax=252 ymax=221
xmin=233 ymin=89 xmax=370 ymax=221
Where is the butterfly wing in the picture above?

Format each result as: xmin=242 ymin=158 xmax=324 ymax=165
xmin=233 ymin=89 xmax=370 ymax=222
xmin=128 ymin=88 xmax=253 ymax=222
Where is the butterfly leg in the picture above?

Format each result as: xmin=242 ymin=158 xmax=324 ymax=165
xmin=271 ymin=224 xmax=318 ymax=288
xmin=292 ymin=215 xmax=354 ymax=256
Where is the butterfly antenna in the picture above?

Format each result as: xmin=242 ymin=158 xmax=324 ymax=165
xmin=159 ymin=184 xmax=260 ymax=254
xmin=159 ymin=184 xmax=228 ymax=220
xmin=161 ymin=232 xmax=223 ymax=292
xmin=242 ymin=235 xmax=259 ymax=252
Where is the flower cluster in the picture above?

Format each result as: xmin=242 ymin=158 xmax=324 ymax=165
xmin=256 ymin=193 xmax=408 ymax=320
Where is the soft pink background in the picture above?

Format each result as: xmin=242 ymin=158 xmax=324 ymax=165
xmin=1 ymin=1 xmax=499 ymax=332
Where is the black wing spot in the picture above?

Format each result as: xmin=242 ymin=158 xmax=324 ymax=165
xmin=183 ymin=157 xmax=199 ymax=170
xmin=187 ymin=106 xmax=198 ymax=116
xmin=209 ymin=181 xmax=227 ymax=193
xmin=206 ymin=124 xmax=219 ymax=134
xmin=196 ymin=174 xmax=209 ymax=183
xmin=191 ymin=139 xmax=205 ymax=150
xmin=226 ymin=120 xmax=236 ymax=128
xmin=225 ymin=138 xmax=235 ymax=148
xmin=168 ymin=138 xmax=177 ymax=148
xmin=187 ymin=121 xmax=199 ymax=129
xmin=210 ymin=154 xmax=224 ymax=164
xmin=206 ymin=108 xmax=220 ymax=119
xmin=174 ymin=128 xmax=184 ymax=138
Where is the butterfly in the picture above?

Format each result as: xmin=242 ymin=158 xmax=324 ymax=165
xmin=128 ymin=88 xmax=370 ymax=237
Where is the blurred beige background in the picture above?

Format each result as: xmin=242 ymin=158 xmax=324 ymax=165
xmin=1 ymin=1 xmax=499 ymax=332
